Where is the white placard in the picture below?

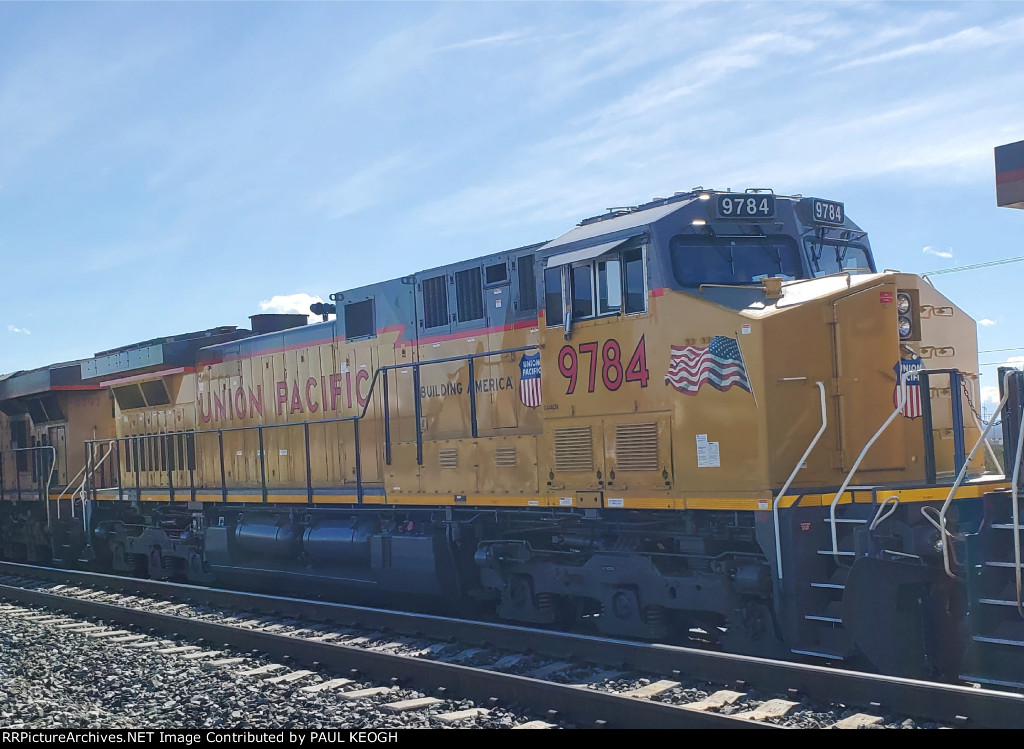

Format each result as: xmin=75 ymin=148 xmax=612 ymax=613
xmin=560 ymin=497 xmax=573 ymax=506
xmin=696 ymin=434 xmax=721 ymax=468
xmin=607 ymin=498 xmax=624 ymax=507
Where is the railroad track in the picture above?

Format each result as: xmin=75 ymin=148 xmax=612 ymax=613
xmin=1 ymin=561 xmax=1021 ymax=729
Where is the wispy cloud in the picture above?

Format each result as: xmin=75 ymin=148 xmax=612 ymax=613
xmin=310 ymin=153 xmax=417 ymax=221
xmin=829 ymin=18 xmax=1024 ymax=73
xmin=438 ymin=30 xmax=532 ymax=52
xmin=7 ymin=325 xmax=30 ymax=335
xmin=923 ymin=246 xmax=954 ymax=259
xmin=978 ymin=319 xmax=997 ymax=327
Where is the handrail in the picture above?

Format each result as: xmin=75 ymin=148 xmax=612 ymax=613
xmin=772 ymin=381 xmax=827 ymax=580
xmin=970 ymin=410 xmax=1003 ymax=475
xmin=829 ymin=371 xmax=907 ymax=564
xmin=71 ymin=441 xmax=115 ymax=519
xmin=1010 ymin=401 xmax=1024 ymax=618
xmin=85 ymin=343 xmax=541 ymax=503
xmin=938 ymin=369 xmax=1017 ymax=578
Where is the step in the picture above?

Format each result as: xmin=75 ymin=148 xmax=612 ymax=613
xmin=984 ymin=561 xmax=1024 ymax=569
xmin=991 ymin=524 xmax=1024 ymax=530
xmin=972 ymin=635 xmax=1024 ymax=648
xmin=816 ymin=550 xmax=856 ymax=556
xmin=959 ymin=674 xmax=1024 ymax=690
xmin=824 ymin=518 xmax=868 ymax=524
xmin=810 ymin=582 xmax=845 ymax=590
xmin=790 ymin=648 xmax=846 ymax=660
xmin=804 ymin=614 xmax=842 ymax=623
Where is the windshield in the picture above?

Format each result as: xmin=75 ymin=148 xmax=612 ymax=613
xmin=805 ymin=239 xmax=874 ymax=276
xmin=669 ymin=234 xmax=804 ymax=287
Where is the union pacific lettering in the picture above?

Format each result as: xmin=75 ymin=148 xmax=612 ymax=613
xmin=199 ymin=370 xmax=370 ymax=424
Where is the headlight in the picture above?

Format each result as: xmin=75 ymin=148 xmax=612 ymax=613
xmin=898 ymin=317 xmax=913 ymax=339
xmin=896 ymin=292 xmax=911 ymax=315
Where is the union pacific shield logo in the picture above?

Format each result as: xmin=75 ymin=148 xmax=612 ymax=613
xmin=893 ymin=356 xmax=923 ymax=418
xmin=519 ymin=352 xmax=541 ymax=408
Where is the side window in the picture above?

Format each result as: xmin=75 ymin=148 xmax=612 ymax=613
xmin=422 ymin=274 xmax=449 ymax=329
xmin=570 ymin=264 xmax=594 ymax=319
xmin=623 ymin=248 xmax=646 ymax=314
xmin=544 ymin=267 xmax=563 ymax=327
xmin=517 ymin=254 xmax=537 ymax=312
xmin=455 ymin=267 xmax=484 ymax=323
xmin=597 ymin=258 xmax=622 ymax=315
xmin=344 ymin=299 xmax=375 ymax=340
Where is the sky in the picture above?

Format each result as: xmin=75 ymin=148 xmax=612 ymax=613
xmin=1 ymin=1 xmax=1022 ymax=414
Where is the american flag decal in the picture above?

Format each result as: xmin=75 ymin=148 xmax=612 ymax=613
xmin=519 ymin=352 xmax=542 ymax=408
xmin=665 ymin=336 xmax=751 ymax=396
xmin=893 ymin=356 xmax=923 ymax=419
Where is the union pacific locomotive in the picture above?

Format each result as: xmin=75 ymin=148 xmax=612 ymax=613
xmin=2 ymin=187 xmax=1023 ymax=688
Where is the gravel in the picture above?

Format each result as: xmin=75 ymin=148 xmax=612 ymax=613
xmin=0 ymin=604 xmax=557 ymax=729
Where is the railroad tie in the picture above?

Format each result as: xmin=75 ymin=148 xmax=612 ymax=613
xmin=208 ymin=657 xmax=247 ymax=667
xmin=682 ymin=690 xmax=746 ymax=711
xmin=436 ymin=708 xmax=489 ymax=724
xmin=86 ymin=629 xmax=132 ymax=639
xmin=107 ymin=634 xmax=148 ymax=644
xmin=384 ymin=697 xmax=442 ymax=713
xmin=154 ymin=645 xmax=201 ymax=655
xmin=621 ymin=680 xmax=681 ymax=699
xmin=734 ymin=699 xmax=800 ymax=721
xmin=335 ymin=687 xmax=394 ymax=701
xmin=299 ymin=678 xmax=354 ymax=694
xmin=264 ymin=670 xmax=316 ymax=685
xmin=833 ymin=713 xmax=884 ymax=729
xmin=238 ymin=664 xmax=285 ymax=677
xmin=180 ymin=651 xmax=224 ymax=661
xmin=524 ymin=662 xmax=573 ymax=679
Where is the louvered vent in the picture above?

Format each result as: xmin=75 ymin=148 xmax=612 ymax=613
xmin=554 ymin=426 xmax=594 ymax=473
xmin=495 ymin=445 xmax=517 ymax=467
xmin=615 ymin=422 xmax=659 ymax=471
xmin=439 ymin=448 xmax=459 ymax=470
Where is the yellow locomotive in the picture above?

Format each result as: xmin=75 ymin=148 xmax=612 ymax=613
xmin=2 ymin=187 xmax=1021 ymax=685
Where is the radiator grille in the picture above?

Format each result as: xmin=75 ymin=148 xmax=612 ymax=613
xmin=615 ymin=422 xmax=659 ymax=472
xmin=554 ymin=426 xmax=594 ymax=473
xmin=495 ymin=445 xmax=518 ymax=467
xmin=439 ymin=448 xmax=459 ymax=470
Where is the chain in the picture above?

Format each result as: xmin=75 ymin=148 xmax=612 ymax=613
xmin=961 ymin=379 xmax=984 ymax=423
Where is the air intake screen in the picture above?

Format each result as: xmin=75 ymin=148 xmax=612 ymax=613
xmin=554 ymin=426 xmax=593 ymax=473
xmin=615 ymin=422 xmax=659 ymax=471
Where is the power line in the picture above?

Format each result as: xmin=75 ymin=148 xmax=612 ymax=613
xmin=980 ymin=346 xmax=1024 ymax=353
xmin=923 ymin=256 xmax=1024 ymax=276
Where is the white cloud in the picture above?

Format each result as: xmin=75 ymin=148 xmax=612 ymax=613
xmin=6 ymin=325 xmax=30 ymax=335
xmin=981 ymin=385 xmax=1001 ymax=408
xmin=259 ymin=293 xmax=327 ymax=319
xmin=978 ymin=319 xmax=997 ymax=327
xmin=923 ymin=246 xmax=954 ymax=259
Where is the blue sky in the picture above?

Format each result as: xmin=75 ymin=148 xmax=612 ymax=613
xmin=1 ymin=1 xmax=1022 ymax=412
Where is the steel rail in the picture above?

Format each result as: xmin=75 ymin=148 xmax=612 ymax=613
xmin=0 ymin=580 xmax=766 ymax=731
xmin=2 ymin=561 xmax=1023 ymax=728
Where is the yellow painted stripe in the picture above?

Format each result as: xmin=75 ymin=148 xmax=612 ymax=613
xmin=226 ymin=493 xmax=261 ymax=503
xmin=686 ymin=497 xmax=772 ymax=512
xmin=311 ymin=495 xmax=360 ymax=505
xmin=615 ymin=498 xmax=677 ymax=510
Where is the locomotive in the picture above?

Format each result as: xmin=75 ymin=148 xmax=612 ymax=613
xmin=1 ymin=187 xmax=1022 ymax=688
